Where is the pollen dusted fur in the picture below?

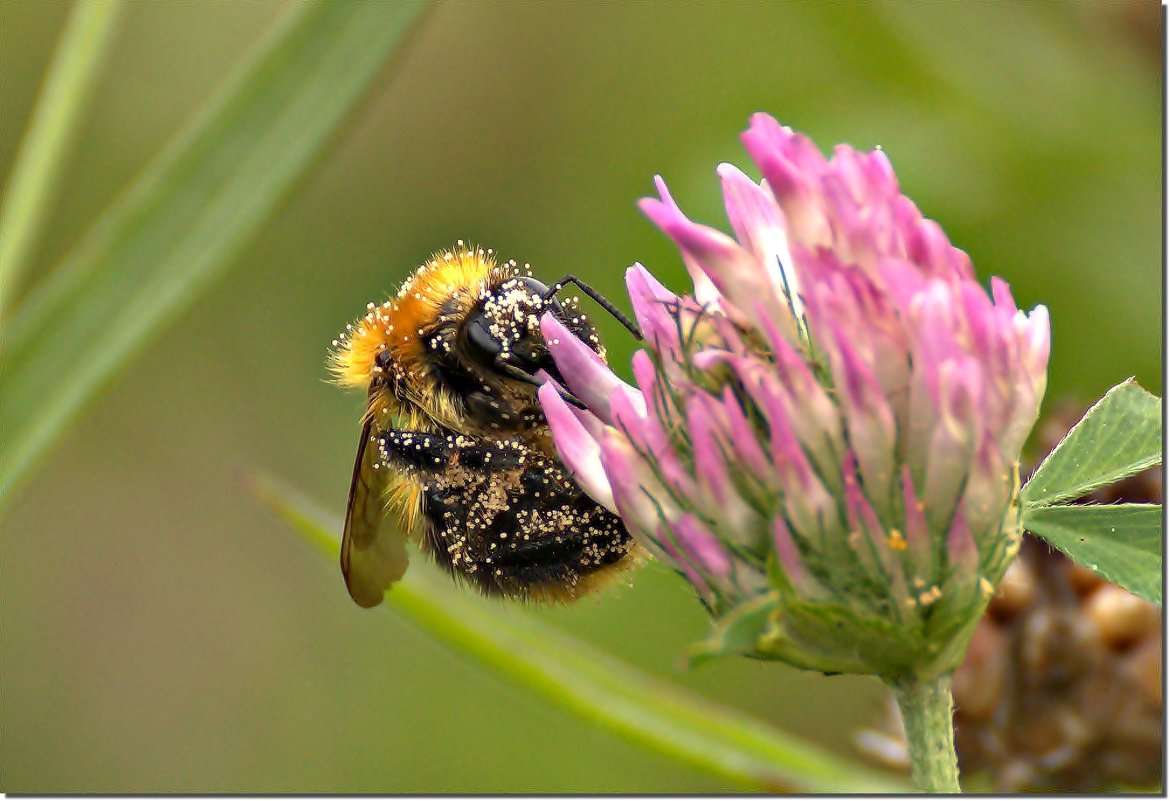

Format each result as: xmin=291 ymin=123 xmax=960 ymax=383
xmin=330 ymin=243 xmax=639 ymax=607
xmin=331 ymin=245 xmax=502 ymax=431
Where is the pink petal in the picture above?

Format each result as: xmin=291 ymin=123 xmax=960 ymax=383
xmin=719 ymin=385 xmax=771 ymax=479
xmin=599 ymin=431 xmax=671 ymax=540
xmin=537 ymin=384 xmax=616 ymax=513
xmin=541 ymin=313 xmax=640 ymax=424
xmin=671 ymin=514 xmax=730 ymax=580
xmin=741 ymin=114 xmax=832 ymax=248
xmin=716 ymin=163 xmax=801 ymax=320
xmin=771 ymin=516 xmax=811 ymax=592
xmin=639 ymin=176 xmax=792 ymax=335
xmin=946 ymin=503 xmax=978 ymax=572
xmin=625 ymin=263 xmax=681 ymax=354
xmin=829 ymin=330 xmax=897 ymax=508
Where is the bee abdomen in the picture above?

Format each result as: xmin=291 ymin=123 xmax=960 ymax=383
xmin=377 ymin=427 xmax=635 ymax=601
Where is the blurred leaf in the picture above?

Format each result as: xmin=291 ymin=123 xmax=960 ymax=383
xmin=0 ymin=0 xmax=426 ymax=507
xmin=0 ymin=0 xmax=125 ymax=317
xmin=1021 ymin=380 xmax=1162 ymax=509
xmin=245 ymin=471 xmax=909 ymax=794
xmin=1023 ymin=503 xmax=1162 ymax=605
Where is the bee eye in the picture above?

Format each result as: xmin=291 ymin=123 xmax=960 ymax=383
xmin=509 ymin=276 xmax=550 ymax=300
xmin=374 ymin=349 xmax=393 ymax=370
xmin=465 ymin=315 xmax=502 ymax=365
xmin=463 ymin=279 xmax=562 ymax=384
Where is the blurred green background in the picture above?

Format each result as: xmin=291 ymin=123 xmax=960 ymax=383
xmin=1 ymin=0 xmax=1160 ymax=793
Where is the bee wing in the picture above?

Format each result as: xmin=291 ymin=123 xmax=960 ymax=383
xmin=341 ymin=417 xmax=409 ymax=607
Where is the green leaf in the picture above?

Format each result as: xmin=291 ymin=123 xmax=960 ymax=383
xmin=245 ymin=471 xmax=909 ymax=794
xmin=1021 ymin=380 xmax=1162 ymax=508
xmin=0 ymin=1 xmax=426 ymax=507
xmin=0 ymin=0 xmax=125 ymax=317
xmin=1023 ymin=504 xmax=1162 ymax=605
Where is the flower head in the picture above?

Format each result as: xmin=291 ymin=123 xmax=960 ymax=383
xmin=860 ymin=406 xmax=1163 ymax=790
xmin=540 ymin=114 xmax=1050 ymax=678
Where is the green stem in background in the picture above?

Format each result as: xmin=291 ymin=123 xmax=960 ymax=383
xmin=246 ymin=471 xmax=910 ymax=794
xmin=0 ymin=0 xmax=125 ymax=318
xmin=890 ymin=673 xmax=961 ymax=793
xmin=0 ymin=1 xmax=427 ymax=508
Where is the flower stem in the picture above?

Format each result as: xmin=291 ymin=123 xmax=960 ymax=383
xmin=890 ymin=673 xmax=961 ymax=793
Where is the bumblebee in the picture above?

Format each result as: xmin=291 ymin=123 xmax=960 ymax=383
xmin=330 ymin=243 xmax=643 ymax=607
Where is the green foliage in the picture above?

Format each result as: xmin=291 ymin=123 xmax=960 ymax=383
xmin=1023 ymin=504 xmax=1161 ymax=605
xmin=0 ymin=0 xmax=125 ymax=316
xmin=1021 ymin=380 xmax=1162 ymax=508
xmin=0 ymin=1 xmax=425 ymax=506
xmin=1019 ymin=380 xmax=1163 ymax=605
xmin=246 ymin=471 xmax=908 ymax=794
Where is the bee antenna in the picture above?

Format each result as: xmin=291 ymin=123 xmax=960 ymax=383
xmin=544 ymin=276 xmax=643 ymax=341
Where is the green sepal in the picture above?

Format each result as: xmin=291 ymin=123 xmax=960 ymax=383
xmin=687 ymin=592 xmax=780 ymax=667
xmin=701 ymin=553 xmax=998 ymax=678
xmin=757 ymin=599 xmax=921 ymax=677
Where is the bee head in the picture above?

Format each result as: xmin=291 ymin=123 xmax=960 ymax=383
xmin=460 ymin=276 xmax=562 ymax=380
xmin=331 ymin=245 xmax=611 ymax=432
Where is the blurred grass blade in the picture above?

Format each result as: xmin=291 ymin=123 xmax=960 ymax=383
xmin=1023 ymin=503 xmax=1162 ymax=605
xmin=0 ymin=0 xmax=125 ymax=318
xmin=0 ymin=1 xmax=425 ymax=506
xmin=1021 ymin=380 xmax=1162 ymax=509
xmin=246 ymin=471 xmax=909 ymax=794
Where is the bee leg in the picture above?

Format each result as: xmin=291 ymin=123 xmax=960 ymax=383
xmin=465 ymin=389 xmax=554 ymax=433
xmin=376 ymin=430 xmax=456 ymax=471
xmin=377 ymin=428 xmax=524 ymax=474
xmin=493 ymin=355 xmax=587 ymax=410
xmin=465 ymin=391 xmax=525 ymax=431
xmin=492 ymin=355 xmax=545 ymax=388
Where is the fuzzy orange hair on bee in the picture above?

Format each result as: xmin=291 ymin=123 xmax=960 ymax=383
xmin=329 ymin=242 xmax=643 ymax=607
